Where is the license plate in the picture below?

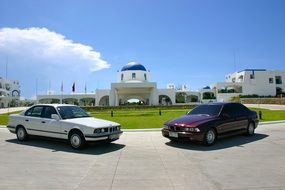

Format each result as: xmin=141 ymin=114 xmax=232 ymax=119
xmin=109 ymin=134 xmax=119 ymax=139
xmin=169 ymin=132 xmax=178 ymax=138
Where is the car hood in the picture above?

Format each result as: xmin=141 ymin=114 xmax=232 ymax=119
xmin=165 ymin=114 xmax=218 ymax=127
xmin=61 ymin=117 xmax=120 ymax=128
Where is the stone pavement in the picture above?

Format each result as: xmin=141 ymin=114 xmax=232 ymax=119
xmin=0 ymin=122 xmax=285 ymax=190
xmin=0 ymin=107 xmax=27 ymax=114
xmin=245 ymin=104 xmax=285 ymax=110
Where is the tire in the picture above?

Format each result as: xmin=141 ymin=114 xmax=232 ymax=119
xmin=246 ymin=122 xmax=255 ymax=136
xmin=16 ymin=126 xmax=28 ymax=141
xmin=203 ymin=128 xmax=217 ymax=146
xmin=69 ymin=131 xmax=85 ymax=150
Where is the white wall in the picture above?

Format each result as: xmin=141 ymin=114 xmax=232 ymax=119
xmin=117 ymin=70 xmax=150 ymax=83
xmin=223 ymin=70 xmax=285 ymax=96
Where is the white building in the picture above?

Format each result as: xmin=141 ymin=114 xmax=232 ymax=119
xmin=37 ymin=62 xmax=201 ymax=106
xmin=213 ymin=69 xmax=285 ymax=101
xmin=0 ymin=77 xmax=21 ymax=108
xmin=37 ymin=65 xmax=285 ymax=106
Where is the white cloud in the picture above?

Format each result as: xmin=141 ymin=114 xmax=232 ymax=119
xmin=0 ymin=27 xmax=110 ymax=71
xmin=0 ymin=27 xmax=110 ymax=97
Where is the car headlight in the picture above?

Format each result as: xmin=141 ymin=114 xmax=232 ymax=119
xmin=163 ymin=125 xmax=170 ymax=129
xmin=184 ymin=127 xmax=200 ymax=132
xmin=94 ymin=128 xmax=101 ymax=133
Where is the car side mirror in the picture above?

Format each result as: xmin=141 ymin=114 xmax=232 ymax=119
xmin=51 ymin=114 xmax=60 ymax=121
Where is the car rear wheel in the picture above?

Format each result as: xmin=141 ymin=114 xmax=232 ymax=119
xmin=16 ymin=126 xmax=28 ymax=141
xmin=203 ymin=128 xmax=217 ymax=146
xmin=69 ymin=131 xmax=85 ymax=149
xmin=246 ymin=122 xmax=255 ymax=136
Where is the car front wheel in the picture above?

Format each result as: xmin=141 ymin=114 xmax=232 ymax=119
xmin=69 ymin=131 xmax=85 ymax=149
xmin=203 ymin=128 xmax=217 ymax=146
xmin=246 ymin=122 xmax=255 ymax=136
xmin=16 ymin=126 xmax=28 ymax=141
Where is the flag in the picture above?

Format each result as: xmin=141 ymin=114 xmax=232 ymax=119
xmin=60 ymin=82 xmax=63 ymax=93
xmin=72 ymin=82 xmax=75 ymax=93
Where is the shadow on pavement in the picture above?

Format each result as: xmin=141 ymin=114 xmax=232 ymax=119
xmin=165 ymin=133 xmax=268 ymax=151
xmin=6 ymin=137 xmax=125 ymax=155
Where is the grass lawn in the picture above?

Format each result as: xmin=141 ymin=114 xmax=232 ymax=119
xmin=0 ymin=113 xmax=11 ymax=126
xmin=0 ymin=107 xmax=285 ymax=129
xmin=90 ymin=109 xmax=189 ymax=129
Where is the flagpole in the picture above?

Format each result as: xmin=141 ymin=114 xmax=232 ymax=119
xmin=36 ymin=78 xmax=38 ymax=104
xmin=6 ymin=56 xmax=9 ymax=114
xmin=60 ymin=81 xmax=63 ymax=104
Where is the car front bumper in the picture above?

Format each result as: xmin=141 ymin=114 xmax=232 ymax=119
xmin=161 ymin=128 xmax=204 ymax=142
xmin=7 ymin=125 xmax=16 ymax=134
xmin=84 ymin=131 xmax=123 ymax=141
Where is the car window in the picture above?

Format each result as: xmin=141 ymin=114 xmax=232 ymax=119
xmin=42 ymin=106 xmax=58 ymax=119
xmin=57 ymin=106 xmax=90 ymax=119
xmin=25 ymin=106 xmax=44 ymax=117
xmin=188 ymin=105 xmax=223 ymax=116
xmin=221 ymin=104 xmax=235 ymax=118
xmin=232 ymin=103 xmax=249 ymax=117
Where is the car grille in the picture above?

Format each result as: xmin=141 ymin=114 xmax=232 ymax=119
xmin=94 ymin=126 xmax=121 ymax=134
xmin=170 ymin=126 xmax=182 ymax=132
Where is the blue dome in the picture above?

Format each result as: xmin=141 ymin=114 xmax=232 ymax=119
xmin=121 ymin=62 xmax=147 ymax=71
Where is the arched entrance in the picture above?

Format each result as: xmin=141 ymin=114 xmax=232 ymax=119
xmin=159 ymin=95 xmax=172 ymax=105
xmin=62 ymin=98 xmax=79 ymax=105
xmin=99 ymin=96 xmax=109 ymax=106
xmin=175 ymin=92 xmax=187 ymax=103
xmin=120 ymin=96 xmax=147 ymax=105
xmin=79 ymin=98 xmax=95 ymax=106
xmin=202 ymin=92 xmax=216 ymax=100
xmin=186 ymin=95 xmax=199 ymax=102
xmin=39 ymin=98 xmax=60 ymax=104
xmin=12 ymin=90 xmax=20 ymax=97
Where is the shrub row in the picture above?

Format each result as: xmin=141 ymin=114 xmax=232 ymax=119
xmin=240 ymin=98 xmax=285 ymax=105
xmin=82 ymin=104 xmax=197 ymax=111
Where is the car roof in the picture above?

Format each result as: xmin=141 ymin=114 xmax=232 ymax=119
xmin=32 ymin=104 xmax=77 ymax=108
xmin=201 ymin=102 xmax=240 ymax=106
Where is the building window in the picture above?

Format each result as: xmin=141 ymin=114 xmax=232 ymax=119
xmin=232 ymin=78 xmax=236 ymax=83
xmin=250 ymin=74 xmax=255 ymax=79
xmin=144 ymin=73 xmax=147 ymax=81
xmin=269 ymin=78 xmax=273 ymax=84
xmin=121 ymin=74 xmax=124 ymax=81
xmin=238 ymin=75 xmax=244 ymax=82
xmin=275 ymin=76 xmax=282 ymax=84
xmin=132 ymin=73 xmax=136 ymax=79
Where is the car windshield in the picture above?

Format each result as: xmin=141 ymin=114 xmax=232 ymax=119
xmin=188 ymin=104 xmax=223 ymax=116
xmin=57 ymin=106 xmax=90 ymax=119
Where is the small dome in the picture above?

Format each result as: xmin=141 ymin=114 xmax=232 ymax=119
xmin=121 ymin=62 xmax=147 ymax=71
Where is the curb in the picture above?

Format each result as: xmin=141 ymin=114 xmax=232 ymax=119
xmin=258 ymin=120 xmax=285 ymax=126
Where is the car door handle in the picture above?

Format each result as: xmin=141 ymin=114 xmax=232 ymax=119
xmin=25 ymin=119 xmax=29 ymax=122
xmin=41 ymin=121 xmax=46 ymax=124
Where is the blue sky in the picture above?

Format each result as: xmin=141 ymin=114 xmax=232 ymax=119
xmin=0 ymin=0 xmax=285 ymax=98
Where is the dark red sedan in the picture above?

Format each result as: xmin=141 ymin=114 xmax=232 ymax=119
xmin=162 ymin=102 xmax=259 ymax=146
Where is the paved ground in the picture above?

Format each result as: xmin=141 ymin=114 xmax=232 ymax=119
xmin=0 ymin=107 xmax=27 ymax=114
xmin=0 ymin=123 xmax=285 ymax=190
xmin=245 ymin=104 xmax=285 ymax=110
